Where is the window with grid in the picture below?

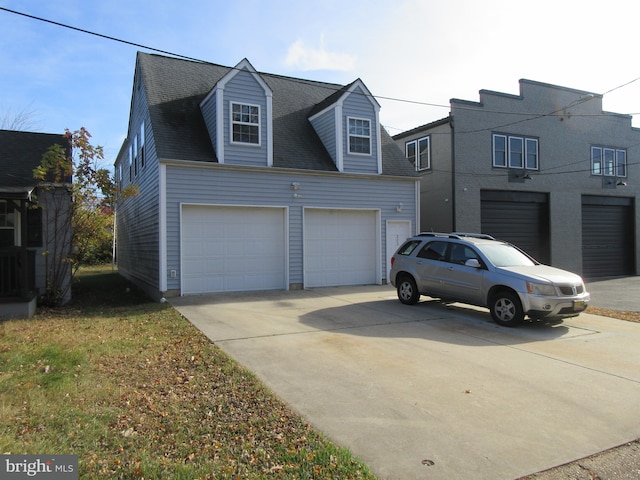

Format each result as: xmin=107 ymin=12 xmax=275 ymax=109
xmin=348 ymin=117 xmax=371 ymax=155
xmin=231 ymin=102 xmax=260 ymax=145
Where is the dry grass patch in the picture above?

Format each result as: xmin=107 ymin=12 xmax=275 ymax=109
xmin=0 ymin=267 xmax=376 ymax=479
xmin=586 ymin=307 xmax=640 ymax=323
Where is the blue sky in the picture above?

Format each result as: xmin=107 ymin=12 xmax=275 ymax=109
xmin=1 ymin=0 xmax=639 ymax=169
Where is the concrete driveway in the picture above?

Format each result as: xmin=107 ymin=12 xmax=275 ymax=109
xmin=171 ymin=286 xmax=640 ymax=480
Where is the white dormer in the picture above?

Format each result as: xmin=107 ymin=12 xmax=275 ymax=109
xmin=200 ymin=59 xmax=273 ymax=166
xmin=309 ymin=79 xmax=382 ymax=174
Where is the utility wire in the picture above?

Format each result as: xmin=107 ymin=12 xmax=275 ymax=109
xmin=2 ymin=3 xmax=640 ymax=174
xmin=2 ymin=5 xmax=640 ymax=122
xmin=0 ymin=6 xmax=208 ymax=64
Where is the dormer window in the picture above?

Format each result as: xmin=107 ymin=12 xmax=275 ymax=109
xmin=348 ymin=117 xmax=371 ymax=155
xmin=231 ymin=102 xmax=260 ymax=145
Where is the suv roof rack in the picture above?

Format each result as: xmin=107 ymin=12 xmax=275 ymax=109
xmin=416 ymin=232 xmax=495 ymax=240
xmin=450 ymin=232 xmax=495 ymax=240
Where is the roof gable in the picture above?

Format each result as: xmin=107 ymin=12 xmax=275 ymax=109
xmin=308 ymin=79 xmax=380 ymax=121
xmin=135 ymin=52 xmax=415 ymax=176
xmin=203 ymin=58 xmax=273 ymax=104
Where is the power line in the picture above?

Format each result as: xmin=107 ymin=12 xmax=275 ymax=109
xmin=3 ymin=5 xmax=640 ymax=125
xmin=4 ymin=6 xmax=636 ymax=183
xmin=0 ymin=6 xmax=208 ymax=64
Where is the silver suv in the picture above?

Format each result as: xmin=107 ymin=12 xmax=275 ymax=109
xmin=389 ymin=233 xmax=590 ymax=327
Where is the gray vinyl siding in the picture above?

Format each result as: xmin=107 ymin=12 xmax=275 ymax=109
xmin=200 ymin=90 xmax=217 ymax=154
xmin=163 ymin=162 xmax=416 ymax=291
xmin=223 ymin=69 xmax=269 ymax=166
xmin=342 ymin=85 xmax=379 ymax=174
xmin=116 ymin=77 xmax=160 ymax=292
xmin=309 ymin=109 xmax=337 ymax=165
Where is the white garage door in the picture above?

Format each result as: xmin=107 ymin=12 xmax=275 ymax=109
xmin=304 ymin=209 xmax=378 ymax=287
xmin=182 ymin=205 xmax=286 ymax=294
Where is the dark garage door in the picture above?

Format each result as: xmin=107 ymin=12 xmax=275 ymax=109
xmin=582 ymin=195 xmax=635 ymax=278
xmin=481 ymin=190 xmax=550 ymax=264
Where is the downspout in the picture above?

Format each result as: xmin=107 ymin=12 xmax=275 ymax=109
xmin=449 ymin=114 xmax=456 ymax=232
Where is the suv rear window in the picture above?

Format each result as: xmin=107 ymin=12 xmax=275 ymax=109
xmin=397 ymin=240 xmax=421 ymax=256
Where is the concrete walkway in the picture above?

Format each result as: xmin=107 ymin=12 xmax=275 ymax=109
xmin=172 ymin=284 xmax=640 ymax=480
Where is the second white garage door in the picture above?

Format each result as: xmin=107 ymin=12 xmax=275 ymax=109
xmin=304 ymin=209 xmax=378 ymax=287
xmin=181 ymin=205 xmax=286 ymax=294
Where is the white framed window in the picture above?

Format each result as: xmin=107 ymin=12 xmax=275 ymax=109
xmin=493 ymin=133 xmax=538 ymax=170
xmin=133 ymin=134 xmax=138 ymax=177
xmin=509 ymin=137 xmax=524 ymax=168
xmin=591 ymin=146 xmax=626 ymax=177
xmin=525 ymin=138 xmax=539 ymax=170
xmin=139 ymin=121 xmax=145 ymax=168
xmin=405 ymin=136 xmax=431 ymax=171
xmin=405 ymin=141 xmax=416 ymax=165
xmin=0 ymin=200 xmax=16 ymax=248
xmin=347 ymin=117 xmax=371 ymax=155
xmin=129 ymin=143 xmax=133 ymax=181
xmin=492 ymin=134 xmax=507 ymax=167
xmin=616 ymin=150 xmax=627 ymax=177
xmin=231 ymin=102 xmax=260 ymax=145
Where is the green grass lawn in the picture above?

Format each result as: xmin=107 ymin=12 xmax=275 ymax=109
xmin=0 ymin=267 xmax=377 ymax=479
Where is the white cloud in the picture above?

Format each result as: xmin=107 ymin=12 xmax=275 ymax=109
xmin=284 ymin=36 xmax=356 ymax=72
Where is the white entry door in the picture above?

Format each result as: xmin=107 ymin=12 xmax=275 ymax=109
xmin=386 ymin=220 xmax=412 ymax=283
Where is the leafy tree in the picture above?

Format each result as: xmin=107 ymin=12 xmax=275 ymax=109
xmin=33 ymin=127 xmax=137 ymax=306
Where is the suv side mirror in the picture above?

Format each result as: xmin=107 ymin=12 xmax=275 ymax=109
xmin=465 ymin=259 xmax=482 ymax=268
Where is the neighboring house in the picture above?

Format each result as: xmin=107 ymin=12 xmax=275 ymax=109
xmin=0 ymin=130 xmax=72 ymax=318
xmin=393 ymin=79 xmax=640 ymax=279
xmin=115 ymin=53 xmax=418 ymax=299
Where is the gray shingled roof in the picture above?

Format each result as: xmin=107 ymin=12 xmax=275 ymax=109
xmin=0 ymin=130 xmax=69 ymax=197
xmin=137 ymin=53 xmax=416 ymax=177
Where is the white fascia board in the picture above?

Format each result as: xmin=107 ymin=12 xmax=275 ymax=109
xmin=348 ymin=79 xmax=381 ymax=111
xmin=218 ymin=58 xmax=273 ymax=95
xmin=376 ymin=109 xmax=383 ymax=174
xmin=266 ymin=92 xmax=273 ymax=166
xmin=159 ymin=163 xmax=167 ymax=292
xmin=335 ymin=105 xmax=344 ymax=172
xmin=309 ymin=100 xmax=341 ymax=123
xmin=216 ymin=85 xmax=225 ymax=163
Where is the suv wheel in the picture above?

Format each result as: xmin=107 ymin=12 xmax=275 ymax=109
xmin=490 ymin=290 xmax=524 ymax=327
xmin=397 ymin=275 xmax=420 ymax=305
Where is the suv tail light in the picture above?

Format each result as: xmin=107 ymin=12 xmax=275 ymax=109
xmin=391 ymin=257 xmax=395 ymax=267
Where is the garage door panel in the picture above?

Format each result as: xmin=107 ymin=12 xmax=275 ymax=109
xmin=481 ymin=191 xmax=550 ymax=264
xmin=304 ymin=209 xmax=377 ymax=288
xmin=182 ymin=206 xmax=286 ymax=294
xmin=581 ymin=199 xmax=634 ymax=278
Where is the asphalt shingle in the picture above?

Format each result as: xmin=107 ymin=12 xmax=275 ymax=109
xmin=137 ymin=53 xmax=416 ymax=177
xmin=0 ymin=130 xmax=69 ymax=195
